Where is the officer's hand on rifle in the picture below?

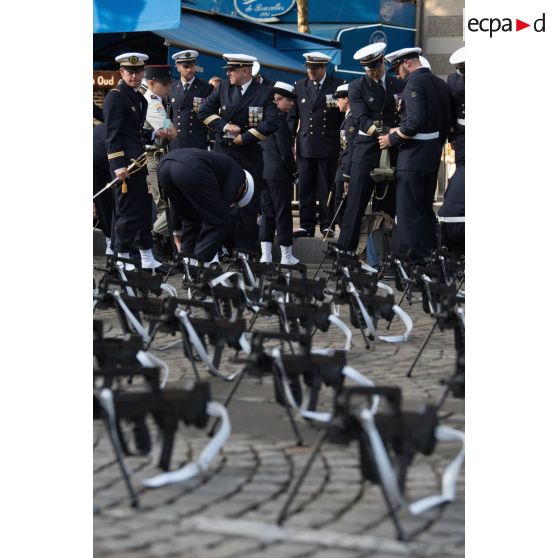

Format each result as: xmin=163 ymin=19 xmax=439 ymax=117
xmin=343 ymin=181 xmax=350 ymax=195
xmin=378 ymin=134 xmax=391 ymax=149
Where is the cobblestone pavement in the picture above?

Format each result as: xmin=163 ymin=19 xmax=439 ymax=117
xmin=94 ymin=257 xmax=464 ymax=558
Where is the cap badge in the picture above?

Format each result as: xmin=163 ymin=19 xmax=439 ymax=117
xmin=129 ymin=55 xmax=138 ymax=65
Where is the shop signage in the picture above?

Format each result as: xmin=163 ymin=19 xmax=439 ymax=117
xmin=234 ymin=0 xmax=296 ymax=23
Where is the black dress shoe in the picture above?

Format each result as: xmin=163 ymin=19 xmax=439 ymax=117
xmin=320 ymin=228 xmax=335 ymax=238
xmin=293 ymin=228 xmax=314 ymax=238
xmin=142 ymin=262 xmax=173 ymax=275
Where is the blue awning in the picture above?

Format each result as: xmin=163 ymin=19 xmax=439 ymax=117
xmin=155 ymin=9 xmax=340 ymax=75
xmin=94 ymin=0 xmax=181 ymax=33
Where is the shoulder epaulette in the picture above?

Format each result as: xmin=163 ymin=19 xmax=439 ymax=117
xmin=109 ymin=88 xmax=120 ymax=93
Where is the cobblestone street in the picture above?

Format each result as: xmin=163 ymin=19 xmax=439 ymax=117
xmin=93 ymin=258 xmax=464 ymax=558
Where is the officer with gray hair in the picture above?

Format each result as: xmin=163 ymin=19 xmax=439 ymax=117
xmin=198 ymin=53 xmax=278 ymax=257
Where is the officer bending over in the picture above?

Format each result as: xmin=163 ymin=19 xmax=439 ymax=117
xmin=157 ymin=149 xmax=254 ymax=266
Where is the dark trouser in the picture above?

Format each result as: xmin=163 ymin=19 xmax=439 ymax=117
xmin=337 ymin=145 xmax=381 ymax=252
xmin=396 ymin=170 xmax=438 ymax=264
xmin=259 ymin=178 xmax=294 ymax=246
xmin=112 ymin=170 xmax=153 ymax=253
xmin=337 ymin=143 xmax=397 ymax=252
xmin=298 ymin=156 xmax=338 ymax=233
xmin=157 ymin=158 xmax=235 ymax=262
xmin=438 ymin=166 xmax=465 ymax=251
xmin=93 ymin=165 xmax=113 ymax=238
xmin=215 ymin=142 xmax=263 ymax=252
xmin=454 ymin=130 xmax=465 ymax=167
xmin=333 ymin=169 xmax=346 ymax=227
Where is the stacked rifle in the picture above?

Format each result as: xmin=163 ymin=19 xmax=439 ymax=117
xmin=93 ymin=246 xmax=464 ymax=538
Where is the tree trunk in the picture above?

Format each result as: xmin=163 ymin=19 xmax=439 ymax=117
xmin=297 ymin=0 xmax=309 ymax=33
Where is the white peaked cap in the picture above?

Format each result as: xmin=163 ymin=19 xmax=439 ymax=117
xmin=238 ymin=171 xmax=255 ymax=208
xmin=449 ymin=47 xmax=465 ymax=65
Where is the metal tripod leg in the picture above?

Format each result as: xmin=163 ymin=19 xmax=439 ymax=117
xmin=144 ymin=323 xmax=160 ymax=351
xmin=377 ymin=473 xmax=406 ymax=541
xmin=349 ymin=296 xmax=370 ymax=349
xmin=386 ymin=285 xmax=410 ymax=331
xmin=207 ymin=368 xmax=246 ymax=438
xmin=284 ymin=404 xmax=304 ymax=447
xmin=312 ymin=250 xmax=330 ymax=280
xmin=179 ymin=324 xmax=202 ymax=382
xmin=273 ymin=369 xmax=304 ymax=446
xmin=406 ymin=320 xmax=438 ymax=378
xmin=276 ymin=428 xmax=327 ymax=525
xmin=98 ymin=390 xmax=139 ymax=508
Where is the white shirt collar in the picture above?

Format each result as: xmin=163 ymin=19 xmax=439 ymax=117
xmin=181 ymin=76 xmax=196 ymax=87
xmin=240 ymin=79 xmax=252 ymax=94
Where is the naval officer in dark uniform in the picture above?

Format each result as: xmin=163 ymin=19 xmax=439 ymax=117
xmin=259 ymin=82 xmax=299 ymax=265
xmin=157 ymin=149 xmax=254 ymax=264
xmin=288 ymin=52 xmax=344 ymax=238
xmin=331 ymin=83 xmax=357 ymax=229
xmin=104 ymin=52 xmax=171 ymax=272
xmin=103 ymin=53 xmax=148 ymax=268
xmin=336 ymin=43 xmax=403 ymax=260
xmin=169 ymin=50 xmax=213 ymax=150
xmin=380 ymin=47 xmax=451 ymax=265
xmin=197 ymin=53 xmax=278 ymax=256
xmin=447 ymin=46 xmax=465 ymax=168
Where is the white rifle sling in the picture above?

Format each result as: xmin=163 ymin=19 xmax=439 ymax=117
xmin=143 ymin=401 xmax=231 ymax=488
xmin=136 ymin=350 xmax=170 ymax=388
xmin=112 ymin=290 xmax=150 ymax=344
xmin=175 ymin=309 xmax=240 ymax=381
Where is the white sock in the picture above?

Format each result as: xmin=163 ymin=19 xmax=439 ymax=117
xmin=280 ymin=245 xmax=299 ymax=265
xmin=105 ymin=237 xmax=114 ymax=256
xmin=117 ymin=252 xmax=135 ymax=271
xmin=260 ymin=242 xmax=272 ymax=263
xmin=140 ymin=249 xmax=162 ymax=268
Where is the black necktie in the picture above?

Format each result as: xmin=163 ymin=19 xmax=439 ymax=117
xmin=184 ymin=82 xmax=190 ymax=93
xmin=376 ymin=79 xmax=386 ymax=105
xmin=314 ymin=81 xmax=321 ymax=93
xmin=232 ymin=85 xmax=242 ymax=102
